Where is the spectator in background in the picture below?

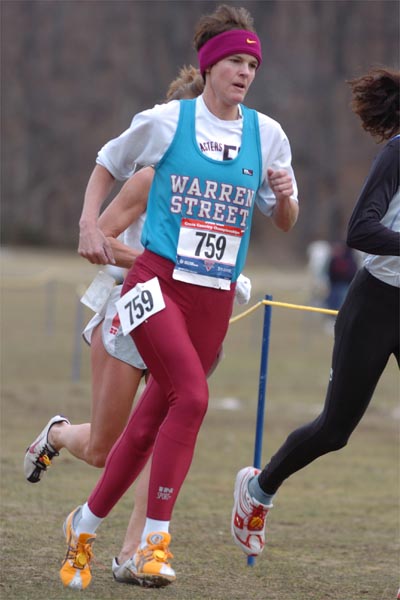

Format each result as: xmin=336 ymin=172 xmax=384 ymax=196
xmin=306 ymin=239 xmax=331 ymax=307
xmin=325 ymin=241 xmax=358 ymax=311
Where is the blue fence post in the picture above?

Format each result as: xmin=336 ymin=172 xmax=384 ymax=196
xmin=247 ymin=294 xmax=273 ymax=567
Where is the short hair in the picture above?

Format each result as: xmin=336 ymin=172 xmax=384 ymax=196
xmin=193 ymin=4 xmax=256 ymax=52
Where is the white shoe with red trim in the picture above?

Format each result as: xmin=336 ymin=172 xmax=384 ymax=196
xmin=231 ymin=466 xmax=272 ymax=556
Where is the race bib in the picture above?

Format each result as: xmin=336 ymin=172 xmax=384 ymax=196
xmin=116 ymin=277 xmax=165 ymax=335
xmin=173 ymin=218 xmax=243 ymax=288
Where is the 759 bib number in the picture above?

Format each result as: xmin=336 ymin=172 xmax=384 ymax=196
xmin=124 ymin=289 xmax=154 ymax=323
xmin=116 ymin=277 xmax=165 ymax=335
xmin=195 ymin=231 xmax=227 ymax=260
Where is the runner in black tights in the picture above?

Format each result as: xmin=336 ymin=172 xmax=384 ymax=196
xmin=231 ymin=66 xmax=399 ymax=559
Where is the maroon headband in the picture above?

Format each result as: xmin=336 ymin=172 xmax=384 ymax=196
xmin=198 ymin=29 xmax=262 ymax=76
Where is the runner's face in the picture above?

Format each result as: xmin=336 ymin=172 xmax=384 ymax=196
xmin=207 ymin=54 xmax=257 ymax=107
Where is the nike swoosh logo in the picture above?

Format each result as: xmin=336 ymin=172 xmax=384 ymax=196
xmin=29 ymin=440 xmax=42 ymax=454
xmin=246 ymin=38 xmax=257 ymax=44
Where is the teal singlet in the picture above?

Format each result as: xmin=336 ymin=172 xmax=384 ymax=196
xmin=141 ymin=98 xmax=262 ymax=287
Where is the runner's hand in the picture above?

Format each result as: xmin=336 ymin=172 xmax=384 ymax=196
xmin=78 ymin=226 xmax=115 ymax=265
xmin=267 ymin=168 xmax=294 ymax=202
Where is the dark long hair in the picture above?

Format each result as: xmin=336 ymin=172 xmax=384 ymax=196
xmin=348 ymin=67 xmax=400 ymax=141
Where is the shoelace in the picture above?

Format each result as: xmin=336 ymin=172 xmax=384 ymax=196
xmin=143 ymin=542 xmax=174 ymax=563
xmin=66 ymin=539 xmax=94 ymax=570
xmin=36 ymin=443 xmax=59 ymax=468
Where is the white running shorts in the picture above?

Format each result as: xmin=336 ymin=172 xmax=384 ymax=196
xmin=82 ymin=273 xmax=251 ymax=370
xmin=82 ymin=285 xmax=147 ymax=370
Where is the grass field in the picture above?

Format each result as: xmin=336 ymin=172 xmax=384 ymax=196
xmin=1 ymin=248 xmax=399 ymax=600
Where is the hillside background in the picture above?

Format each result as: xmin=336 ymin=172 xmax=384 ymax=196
xmin=1 ymin=0 xmax=399 ymax=264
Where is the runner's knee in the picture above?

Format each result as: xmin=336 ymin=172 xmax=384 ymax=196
xmin=317 ymin=427 xmax=350 ymax=454
xmin=85 ymin=441 xmax=112 ymax=467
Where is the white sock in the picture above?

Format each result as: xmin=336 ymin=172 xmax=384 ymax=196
xmin=75 ymin=502 xmax=103 ymax=536
xmin=140 ymin=518 xmax=170 ymax=549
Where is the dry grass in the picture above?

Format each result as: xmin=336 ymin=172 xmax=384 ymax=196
xmin=1 ymin=248 xmax=399 ymax=600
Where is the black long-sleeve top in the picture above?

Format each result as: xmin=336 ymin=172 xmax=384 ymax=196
xmin=347 ymin=135 xmax=400 ymax=256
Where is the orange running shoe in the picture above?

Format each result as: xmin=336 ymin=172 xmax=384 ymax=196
xmin=130 ymin=532 xmax=176 ymax=587
xmin=59 ymin=506 xmax=96 ymax=590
